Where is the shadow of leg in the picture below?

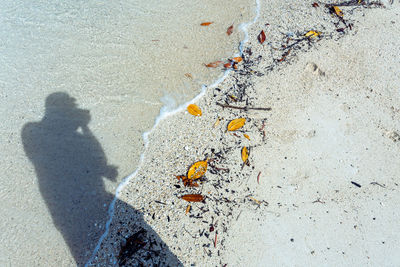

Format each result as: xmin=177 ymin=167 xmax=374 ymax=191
xmin=89 ymin=199 xmax=182 ymax=266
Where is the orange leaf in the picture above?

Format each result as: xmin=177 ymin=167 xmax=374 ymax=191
xmin=233 ymin=63 xmax=238 ymax=70
xmin=187 ymin=160 xmax=207 ymax=180
xmin=227 ymin=25 xmax=234 ymax=35
xmin=205 ymin=61 xmax=223 ymax=68
xmin=181 ymin=194 xmax=204 ymax=202
xmin=227 ymin=118 xmax=245 ymax=131
xmin=201 ymin=22 xmax=213 ymax=26
xmin=232 ymin=57 xmax=242 ymax=63
xmin=243 ymin=134 xmax=250 ymax=140
xmin=242 ymin=147 xmax=249 ymax=163
xmin=258 ymin=30 xmax=266 ymax=44
xmin=187 ymin=104 xmax=202 ymax=116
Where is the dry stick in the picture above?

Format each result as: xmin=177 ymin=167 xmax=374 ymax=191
xmin=325 ymin=0 xmax=383 ymax=7
xmin=216 ymin=102 xmax=271 ymax=111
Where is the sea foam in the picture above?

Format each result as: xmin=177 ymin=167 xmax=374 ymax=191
xmin=86 ymin=0 xmax=261 ymax=265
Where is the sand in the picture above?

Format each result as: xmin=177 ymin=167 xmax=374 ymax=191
xmin=0 ymin=0 xmax=253 ymax=265
xmin=89 ymin=1 xmax=400 ymax=266
xmin=1 ymin=0 xmax=399 ymax=266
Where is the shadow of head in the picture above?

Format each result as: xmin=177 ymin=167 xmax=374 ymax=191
xmin=43 ymin=92 xmax=91 ymax=132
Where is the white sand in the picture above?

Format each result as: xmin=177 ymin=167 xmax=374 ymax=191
xmin=224 ymin=4 xmax=400 ymax=266
xmin=1 ymin=0 xmax=399 ymax=266
xmin=90 ymin=1 xmax=400 ymax=266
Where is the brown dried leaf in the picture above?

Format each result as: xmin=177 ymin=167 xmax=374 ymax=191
xmin=181 ymin=194 xmax=204 ymax=202
xmin=205 ymin=61 xmax=223 ymax=68
xmin=224 ymin=62 xmax=232 ymax=68
xmin=187 ymin=104 xmax=202 ymax=116
xmin=187 ymin=160 xmax=207 ymax=180
xmin=227 ymin=118 xmax=246 ymax=131
xmin=227 ymin=25 xmax=234 ymax=35
xmin=258 ymin=30 xmax=266 ymax=44
xmin=242 ymin=146 xmax=249 ymax=162
xmin=312 ymin=2 xmax=319 ymax=7
xmin=200 ymin=22 xmax=213 ymax=26
xmin=184 ymin=73 xmax=193 ymax=79
xmin=176 ymin=175 xmax=186 ymax=181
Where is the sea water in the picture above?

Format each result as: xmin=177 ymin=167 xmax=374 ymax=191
xmin=0 ymin=0 xmax=254 ymax=186
xmin=0 ymin=0 xmax=255 ymax=264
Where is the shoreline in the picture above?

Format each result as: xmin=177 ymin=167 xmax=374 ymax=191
xmin=0 ymin=0 xmax=257 ymax=265
xmin=90 ymin=1 xmax=400 ymax=266
xmin=87 ymin=0 xmax=262 ymax=264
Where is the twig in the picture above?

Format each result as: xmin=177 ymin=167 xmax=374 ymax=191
xmin=325 ymin=0 xmax=383 ymax=7
xmin=278 ymin=49 xmax=292 ymax=62
xmin=351 ymin=181 xmax=362 ymax=188
xmin=236 ymin=210 xmax=243 ymax=221
xmin=370 ymin=182 xmax=386 ymax=188
xmin=312 ymin=198 xmax=325 ymax=204
xmin=183 ymin=227 xmax=196 ymax=239
xmin=216 ymin=102 xmax=271 ymax=111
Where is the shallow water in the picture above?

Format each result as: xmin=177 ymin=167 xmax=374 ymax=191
xmin=1 ymin=0 xmax=254 ymax=186
xmin=0 ymin=0 xmax=254 ymax=264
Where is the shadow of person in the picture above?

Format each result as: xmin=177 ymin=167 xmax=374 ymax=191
xmin=22 ymin=92 xmax=181 ymax=266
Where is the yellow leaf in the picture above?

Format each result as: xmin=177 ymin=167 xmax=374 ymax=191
xmin=187 ymin=104 xmax=202 ymax=116
xmin=305 ymin=30 xmax=320 ymax=38
xmin=242 ymin=146 xmax=249 ymax=162
xmin=243 ymin=134 xmax=250 ymax=140
xmin=227 ymin=118 xmax=246 ymax=131
xmin=333 ymin=6 xmax=343 ymax=17
xmin=187 ymin=160 xmax=207 ymax=180
xmin=229 ymin=95 xmax=238 ymax=101
xmin=185 ymin=205 xmax=191 ymax=214
xmin=213 ymin=117 xmax=221 ymax=128
xmin=249 ymin=196 xmax=261 ymax=205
